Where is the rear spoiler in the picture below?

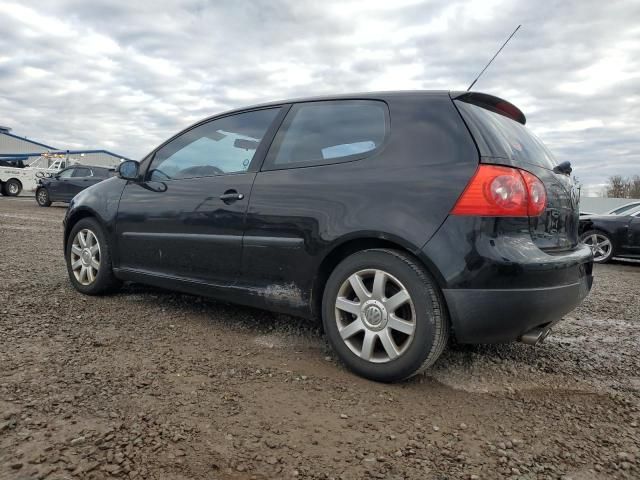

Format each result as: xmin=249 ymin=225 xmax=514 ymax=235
xmin=450 ymin=91 xmax=526 ymax=125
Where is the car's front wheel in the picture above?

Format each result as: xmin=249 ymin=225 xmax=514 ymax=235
xmin=322 ymin=249 xmax=448 ymax=382
xmin=36 ymin=188 xmax=52 ymax=207
xmin=66 ymin=218 xmax=121 ymax=294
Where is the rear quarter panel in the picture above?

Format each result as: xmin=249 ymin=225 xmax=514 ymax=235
xmin=242 ymin=93 xmax=478 ymax=309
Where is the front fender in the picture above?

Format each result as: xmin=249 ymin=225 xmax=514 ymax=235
xmin=63 ymin=177 xmax=128 ymax=253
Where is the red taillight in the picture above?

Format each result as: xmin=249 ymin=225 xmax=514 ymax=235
xmin=451 ymin=165 xmax=547 ymax=217
xmin=520 ymin=170 xmax=547 ymax=216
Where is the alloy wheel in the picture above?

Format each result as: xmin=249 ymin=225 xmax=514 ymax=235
xmin=37 ymin=190 xmax=48 ymax=205
xmin=70 ymin=229 xmax=101 ymax=285
xmin=8 ymin=182 xmax=19 ymax=195
xmin=582 ymin=233 xmax=612 ymax=262
xmin=334 ymin=269 xmax=416 ymax=363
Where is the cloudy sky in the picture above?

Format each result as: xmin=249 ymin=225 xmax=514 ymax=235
xmin=1 ymin=0 xmax=638 ymax=195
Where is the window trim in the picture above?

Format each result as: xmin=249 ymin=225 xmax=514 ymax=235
xmin=142 ymin=105 xmax=289 ymax=182
xmin=261 ymin=99 xmax=390 ymax=172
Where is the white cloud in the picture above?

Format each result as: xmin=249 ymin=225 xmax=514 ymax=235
xmin=0 ymin=0 xmax=638 ymax=191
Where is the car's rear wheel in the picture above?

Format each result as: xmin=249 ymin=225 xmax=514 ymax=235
xmin=580 ymin=230 xmax=613 ymax=263
xmin=36 ymin=188 xmax=52 ymax=207
xmin=5 ymin=179 xmax=22 ymax=196
xmin=66 ymin=218 xmax=121 ymax=294
xmin=322 ymin=249 xmax=448 ymax=382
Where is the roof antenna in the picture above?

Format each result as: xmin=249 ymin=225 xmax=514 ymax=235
xmin=467 ymin=25 xmax=521 ymax=91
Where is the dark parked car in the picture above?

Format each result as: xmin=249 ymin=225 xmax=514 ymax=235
xmin=63 ymin=91 xmax=593 ymax=381
xmin=36 ymin=165 xmax=113 ymax=207
xmin=579 ymin=209 xmax=640 ymax=263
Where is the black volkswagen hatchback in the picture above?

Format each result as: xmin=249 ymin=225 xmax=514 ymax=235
xmin=63 ymin=91 xmax=593 ymax=381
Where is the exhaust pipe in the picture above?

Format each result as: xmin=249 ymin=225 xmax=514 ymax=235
xmin=519 ymin=326 xmax=552 ymax=345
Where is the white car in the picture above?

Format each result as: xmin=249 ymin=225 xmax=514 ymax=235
xmin=606 ymin=201 xmax=640 ymax=215
xmin=0 ymin=157 xmax=71 ymax=196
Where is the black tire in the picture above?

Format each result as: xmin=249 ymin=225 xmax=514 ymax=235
xmin=65 ymin=217 xmax=121 ymax=295
xmin=322 ymin=248 xmax=448 ymax=382
xmin=5 ymin=179 xmax=22 ymax=196
xmin=0 ymin=183 xmax=6 ymax=196
xmin=580 ymin=229 xmax=613 ymax=264
xmin=36 ymin=188 xmax=52 ymax=207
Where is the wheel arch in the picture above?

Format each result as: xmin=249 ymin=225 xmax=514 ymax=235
xmin=5 ymin=177 xmax=23 ymax=194
xmin=6 ymin=177 xmax=22 ymax=185
xmin=310 ymin=233 xmax=447 ymax=319
xmin=64 ymin=207 xmax=109 ymax=249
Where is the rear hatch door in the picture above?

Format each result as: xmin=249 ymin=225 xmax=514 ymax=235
xmin=453 ymin=92 xmax=579 ymax=252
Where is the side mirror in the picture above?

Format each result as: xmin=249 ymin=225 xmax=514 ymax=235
xmin=118 ymin=160 xmax=140 ymax=181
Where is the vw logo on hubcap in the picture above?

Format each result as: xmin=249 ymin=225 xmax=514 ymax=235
xmin=365 ymin=305 xmax=382 ymax=325
xmin=361 ymin=299 xmax=387 ymax=330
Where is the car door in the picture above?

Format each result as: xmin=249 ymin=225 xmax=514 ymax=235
xmin=623 ymin=212 xmax=640 ymax=255
xmin=115 ymin=107 xmax=283 ymax=285
xmin=242 ymin=100 xmax=390 ymax=304
xmin=69 ymin=167 xmax=94 ymax=198
xmin=50 ymin=167 xmax=75 ymax=201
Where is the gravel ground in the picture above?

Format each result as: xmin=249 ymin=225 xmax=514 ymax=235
xmin=0 ymin=197 xmax=639 ymax=480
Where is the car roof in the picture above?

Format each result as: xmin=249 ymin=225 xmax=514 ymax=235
xmin=209 ymin=90 xmax=451 ymax=117
xmin=141 ymin=89 xmax=520 ymax=162
xmin=71 ymin=164 xmax=109 ymax=170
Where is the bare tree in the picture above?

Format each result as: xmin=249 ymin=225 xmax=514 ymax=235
xmin=630 ymin=175 xmax=640 ymax=199
xmin=606 ymin=175 xmax=630 ymax=198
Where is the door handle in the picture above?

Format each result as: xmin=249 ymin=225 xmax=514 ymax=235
xmin=220 ymin=190 xmax=244 ymax=203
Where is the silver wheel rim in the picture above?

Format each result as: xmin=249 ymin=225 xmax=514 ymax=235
xmin=335 ymin=269 xmax=416 ymax=363
xmin=38 ymin=190 xmax=47 ymax=204
xmin=70 ymin=229 xmax=101 ymax=285
xmin=8 ymin=183 xmax=18 ymax=194
xmin=582 ymin=233 xmax=612 ymax=261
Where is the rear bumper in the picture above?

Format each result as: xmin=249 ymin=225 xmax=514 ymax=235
xmin=443 ymin=272 xmax=592 ymax=343
xmin=421 ymin=216 xmax=594 ymax=344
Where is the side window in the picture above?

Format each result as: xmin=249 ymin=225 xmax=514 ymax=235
xmin=58 ymin=168 xmax=74 ymax=178
xmin=264 ymin=100 xmax=387 ymax=170
xmin=72 ymin=167 xmax=91 ymax=177
xmin=147 ymin=108 xmax=280 ymax=181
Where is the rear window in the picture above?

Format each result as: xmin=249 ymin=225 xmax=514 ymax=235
xmin=455 ymin=100 xmax=558 ymax=170
xmin=264 ymin=100 xmax=387 ymax=170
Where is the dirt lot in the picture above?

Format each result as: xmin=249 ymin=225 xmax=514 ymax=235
xmin=1 ymin=197 xmax=639 ymax=480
